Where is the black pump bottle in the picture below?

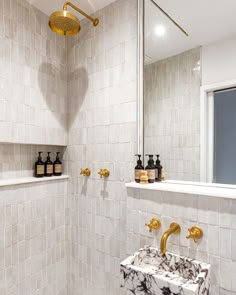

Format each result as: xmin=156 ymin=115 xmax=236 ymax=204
xmin=155 ymin=155 xmax=163 ymax=182
xmin=135 ymin=154 xmax=144 ymax=183
xmin=35 ymin=152 xmax=44 ymax=178
xmin=53 ymin=152 xmax=62 ymax=176
xmin=45 ymin=152 xmax=53 ymax=177
xmin=145 ymin=154 xmax=156 ymax=183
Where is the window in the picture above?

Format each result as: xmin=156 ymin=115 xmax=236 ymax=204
xmin=201 ymin=82 xmax=236 ymax=185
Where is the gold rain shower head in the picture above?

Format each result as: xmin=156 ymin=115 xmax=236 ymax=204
xmin=48 ymin=2 xmax=99 ymax=36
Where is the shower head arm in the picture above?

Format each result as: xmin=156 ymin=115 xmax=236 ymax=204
xmin=63 ymin=2 xmax=99 ymax=26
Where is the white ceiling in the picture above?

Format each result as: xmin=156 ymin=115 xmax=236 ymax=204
xmin=28 ymin=0 xmax=116 ymax=16
xmin=145 ymin=0 xmax=236 ymax=64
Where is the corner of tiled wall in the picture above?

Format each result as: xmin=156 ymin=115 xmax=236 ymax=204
xmin=65 ymin=0 xmax=137 ymax=294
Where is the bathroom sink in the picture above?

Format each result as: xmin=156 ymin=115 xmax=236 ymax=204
xmin=120 ymin=246 xmax=210 ymax=295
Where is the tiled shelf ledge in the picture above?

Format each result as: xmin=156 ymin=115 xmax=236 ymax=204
xmin=0 ymin=175 xmax=69 ymax=188
xmin=126 ymin=181 xmax=236 ymax=199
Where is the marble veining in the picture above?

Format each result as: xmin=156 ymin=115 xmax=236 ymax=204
xmin=121 ymin=246 xmax=210 ymax=295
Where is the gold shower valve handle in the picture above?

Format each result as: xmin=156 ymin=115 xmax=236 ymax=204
xmin=80 ymin=168 xmax=91 ymax=176
xmin=145 ymin=218 xmax=161 ymax=232
xmin=186 ymin=226 xmax=203 ymax=243
xmin=98 ymin=169 xmax=110 ymax=178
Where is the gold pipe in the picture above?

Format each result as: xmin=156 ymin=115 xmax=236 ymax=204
xmin=160 ymin=223 xmax=181 ymax=254
xmin=63 ymin=2 xmax=99 ymax=26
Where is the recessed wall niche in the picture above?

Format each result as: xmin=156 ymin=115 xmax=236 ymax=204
xmin=0 ymin=144 xmax=66 ymax=179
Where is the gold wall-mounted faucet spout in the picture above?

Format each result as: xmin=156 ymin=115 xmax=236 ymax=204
xmin=160 ymin=223 xmax=181 ymax=254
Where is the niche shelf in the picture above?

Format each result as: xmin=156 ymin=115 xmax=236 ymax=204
xmin=126 ymin=181 xmax=236 ymax=200
xmin=0 ymin=175 xmax=69 ymax=188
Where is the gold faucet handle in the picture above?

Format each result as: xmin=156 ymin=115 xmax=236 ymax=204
xmin=80 ymin=168 xmax=91 ymax=176
xmin=145 ymin=218 xmax=161 ymax=232
xmin=186 ymin=226 xmax=203 ymax=243
xmin=98 ymin=169 xmax=110 ymax=178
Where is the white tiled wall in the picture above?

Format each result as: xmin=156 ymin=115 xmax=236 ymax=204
xmin=0 ymin=1 xmax=69 ymax=293
xmin=0 ymin=179 xmax=68 ymax=295
xmin=1 ymin=1 xmax=235 ymax=295
xmin=144 ymin=48 xmax=201 ymax=181
xmin=127 ymin=188 xmax=236 ymax=295
xmin=65 ymin=0 xmax=137 ymax=294
xmin=0 ymin=0 xmax=67 ymax=145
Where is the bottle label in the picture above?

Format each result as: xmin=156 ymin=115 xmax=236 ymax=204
xmin=37 ymin=165 xmax=44 ymax=175
xmin=155 ymin=168 xmax=158 ymax=179
xmin=135 ymin=169 xmax=140 ymax=180
xmin=55 ymin=164 xmax=62 ymax=173
xmin=147 ymin=169 xmax=155 ymax=180
xmin=46 ymin=164 xmax=53 ymax=174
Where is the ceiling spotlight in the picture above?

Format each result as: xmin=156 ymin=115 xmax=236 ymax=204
xmin=154 ymin=25 xmax=166 ymax=37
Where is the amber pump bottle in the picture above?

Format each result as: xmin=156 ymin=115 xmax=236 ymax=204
xmin=145 ymin=155 xmax=156 ymax=183
xmin=155 ymin=155 xmax=163 ymax=182
xmin=135 ymin=154 xmax=144 ymax=183
xmin=53 ymin=152 xmax=62 ymax=176
xmin=35 ymin=152 xmax=45 ymax=178
xmin=45 ymin=152 xmax=53 ymax=177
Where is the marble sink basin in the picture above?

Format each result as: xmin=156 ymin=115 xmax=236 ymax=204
xmin=120 ymin=247 xmax=210 ymax=295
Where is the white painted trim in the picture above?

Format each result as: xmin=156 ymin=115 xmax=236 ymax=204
xmin=200 ymin=88 xmax=208 ymax=182
xmin=201 ymin=79 xmax=236 ymax=92
xmin=126 ymin=181 xmax=236 ymax=199
xmin=136 ymin=0 xmax=144 ymax=155
xmin=0 ymin=175 xmax=69 ymax=188
xmin=207 ymin=92 xmax=214 ymax=182
xmin=200 ymin=79 xmax=236 ymax=182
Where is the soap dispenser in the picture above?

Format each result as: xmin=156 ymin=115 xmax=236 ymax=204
xmin=135 ymin=154 xmax=144 ymax=183
xmin=155 ymin=155 xmax=163 ymax=182
xmin=145 ymin=155 xmax=156 ymax=183
xmin=53 ymin=152 xmax=62 ymax=176
xmin=45 ymin=152 xmax=53 ymax=177
xmin=35 ymin=152 xmax=45 ymax=178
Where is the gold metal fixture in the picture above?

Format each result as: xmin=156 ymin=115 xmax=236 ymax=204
xmin=160 ymin=223 xmax=181 ymax=254
xmin=48 ymin=2 xmax=99 ymax=36
xmin=80 ymin=168 xmax=91 ymax=176
xmin=186 ymin=226 xmax=203 ymax=243
xmin=98 ymin=169 xmax=110 ymax=178
xmin=145 ymin=218 xmax=161 ymax=232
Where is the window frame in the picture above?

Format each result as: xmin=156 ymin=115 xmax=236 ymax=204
xmin=200 ymin=79 xmax=236 ymax=183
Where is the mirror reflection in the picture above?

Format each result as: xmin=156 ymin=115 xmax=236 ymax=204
xmin=144 ymin=0 xmax=236 ymax=185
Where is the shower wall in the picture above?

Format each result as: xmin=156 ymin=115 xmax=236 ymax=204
xmin=0 ymin=0 xmax=67 ymax=145
xmin=0 ymin=1 xmax=69 ymax=294
xmin=0 ymin=179 xmax=68 ymax=295
xmin=65 ymin=0 xmax=137 ymax=294
xmin=144 ymin=48 xmax=201 ymax=181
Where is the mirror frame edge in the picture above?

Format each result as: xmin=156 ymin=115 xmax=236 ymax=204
xmin=136 ymin=0 xmax=144 ymax=156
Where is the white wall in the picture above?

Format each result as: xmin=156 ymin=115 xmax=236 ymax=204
xmin=144 ymin=48 xmax=201 ymax=181
xmin=0 ymin=0 xmax=67 ymax=145
xmin=0 ymin=1 xmax=69 ymax=294
xmin=65 ymin=0 xmax=137 ymax=294
xmin=202 ymin=36 xmax=236 ymax=85
xmin=0 ymin=179 xmax=68 ymax=294
xmin=127 ymin=188 xmax=236 ymax=295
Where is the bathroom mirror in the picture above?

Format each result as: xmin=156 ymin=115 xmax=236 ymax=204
xmin=142 ymin=0 xmax=236 ymax=185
